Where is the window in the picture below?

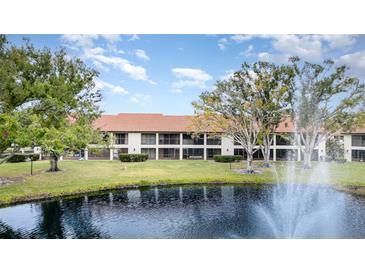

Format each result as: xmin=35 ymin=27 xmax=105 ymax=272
xmin=276 ymin=149 xmax=298 ymax=161
xmin=113 ymin=148 xmax=128 ymax=159
xmin=352 ymin=150 xmax=365 ymax=162
xmin=352 ymin=135 xmax=365 ymax=147
xmin=141 ymin=133 xmax=156 ymax=145
xmin=115 ymin=133 xmax=128 ymax=145
xmin=276 ymin=134 xmax=294 ymax=146
xmin=207 ymin=148 xmax=221 ymax=160
xmin=183 ymin=134 xmax=204 ymax=145
xmin=159 ymin=134 xmax=180 ymax=145
xmin=158 ymin=148 xmax=180 ymax=160
xmin=207 ymin=135 xmax=221 ymax=145
xmin=234 ymin=148 xmax=246 ymax=158
xmin=88 ymin=148 xmax=110 ymax=160
xmin=141 ymin=148 xmax=156 ymax=160
xmin=183 ymin=148 xmax=204 ymax=160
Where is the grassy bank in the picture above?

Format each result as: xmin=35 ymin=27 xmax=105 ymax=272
xmin=0 ymin=160 xmax=365 ymax=205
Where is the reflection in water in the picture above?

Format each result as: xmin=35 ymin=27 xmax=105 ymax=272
xmin=0 ymin=185 xmax=365 ymax=239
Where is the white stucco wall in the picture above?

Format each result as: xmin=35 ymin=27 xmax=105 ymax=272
xmin=128 ymin=133 xmax=141 ymax=153
xmin=221 ymin=136 xmax=234 ymax=155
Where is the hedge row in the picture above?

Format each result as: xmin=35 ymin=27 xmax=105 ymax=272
xmin=324 ymin=156 xmax=347 ymax=164
xmin=119 ymin=153 xmax=148 ymax=162
xmin=7 ymin=154 xmax=40 ymax=163
xmin=213 ymin=155 xmax=243 ymax=163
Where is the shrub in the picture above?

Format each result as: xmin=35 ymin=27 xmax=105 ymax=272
xmin=119 ymin=153 xmax=148 ymax=162
xmin=335 ymin=157 xmax=347 ymax=164
xmin=213 ymin=155 xmax=242 ymax=163
xmin=8 ymin=153 xmax=40 ymax=163
xmin=326 ymin=138 xmax=345 ymax=161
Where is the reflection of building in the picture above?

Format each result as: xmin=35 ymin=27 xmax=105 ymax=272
xmin=33 ymin=113 xmax=362 ymax=162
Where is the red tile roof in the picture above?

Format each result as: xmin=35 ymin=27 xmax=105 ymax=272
xmin=93 ymin=113 xmax=195 ymax=132
xmin=93 ymin=113 xmax=364 ymax=134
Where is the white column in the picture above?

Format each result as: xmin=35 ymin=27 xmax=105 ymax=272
xmin=179 ymin=133 xmax=183 ymax=160
xmin=156 ymin=133 xmax=159 ymax=160
xmin=85 ymin=148 xmax=88 ymax=160
xmin=273 ymin=134 xmax=277 ymax=161
xmin=344 ymin=134 xmax=352 ymax=162
xmin=109 ymin=148 xmax=113 ymax=160
xmin=318 ymin=137 xmax=326 ymax=161
xmin=203 ymin=133 xmax=207 ymax=160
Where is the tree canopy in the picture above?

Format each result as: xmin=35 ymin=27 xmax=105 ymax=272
xmin=0 ymin=35 xmax=102 ymax=171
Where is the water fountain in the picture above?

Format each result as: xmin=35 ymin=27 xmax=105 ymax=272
xmin=255 ymin=160 xmax=347 ymax=238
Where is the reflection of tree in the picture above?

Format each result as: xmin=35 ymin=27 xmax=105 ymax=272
xmin=0 ymin=221 xmax=23 ymax=239
xmin=37 ymin=202 xmax=65 ymax=239
xmin=61 ymin=198 xmax=103 ymax=239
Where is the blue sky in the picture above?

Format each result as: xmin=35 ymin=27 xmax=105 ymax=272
xmin=7 ymin=34 xmax=365 ymax=115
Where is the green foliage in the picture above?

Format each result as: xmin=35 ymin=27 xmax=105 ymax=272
xmin=326 ymin=138 xmax=345 ymax=163
xmin=119 ymin=153 xmax=148 ymax=162
xmin=7 ymin=153 xmax=40 ymax=163
xmin=289 ymin=57 xmax=365 ymax=168
xmin=0 ymin=35 xmax=103 ymax=169
xmin=213 ymin=155 xmax=242 ymax=163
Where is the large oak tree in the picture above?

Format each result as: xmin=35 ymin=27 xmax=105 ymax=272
xmin=0 ymin=35 xmax=102 ymax=171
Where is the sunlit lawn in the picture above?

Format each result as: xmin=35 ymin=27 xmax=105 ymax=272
xmin=0 ymin=159 xmax=364 ymax=205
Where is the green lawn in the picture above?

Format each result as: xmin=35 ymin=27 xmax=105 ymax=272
xmin=0 ymin=160 xmax=365 ymax=205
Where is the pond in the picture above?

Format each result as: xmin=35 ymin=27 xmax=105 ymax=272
xmin=1 ymin=184 xmax=365 ymax=239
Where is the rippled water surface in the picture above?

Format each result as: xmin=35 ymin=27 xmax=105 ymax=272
xmin=1 ymin=184 xmax=365 ymax=239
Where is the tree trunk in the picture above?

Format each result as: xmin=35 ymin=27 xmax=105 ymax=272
xmin=49 ymin=152 xmax=61 ymax=172
xmin=303 ymin=150 xmax=312 ymax=169
xmin=246 ymin=153 xmax=254 ymax=173
xmin=261 ymin=135 xmax=272 ymax=168
xmin=0 ymin=147 xmax=20 ymax=165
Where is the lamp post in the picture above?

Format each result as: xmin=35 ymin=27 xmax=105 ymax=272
xmin=27 ymin=156 xmax=33 ymax=176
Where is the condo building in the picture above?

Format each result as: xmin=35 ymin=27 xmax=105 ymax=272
xmin=82 ymin=113 xmax=333 ymax=161
xmin=35 ymin=113 xmax=363 ymax=162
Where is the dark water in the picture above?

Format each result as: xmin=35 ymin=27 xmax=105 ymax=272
xmin=1 ymin=184 xmax=365 ymax=239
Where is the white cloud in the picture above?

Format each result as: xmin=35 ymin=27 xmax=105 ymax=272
xmin=61 ymin=34 xmax=155 ymax=84
xmin=256 ymin=35 xmax=357 ymax=63
xmin=95 ymin=79 xmax=129 ymax=95
xmin=134 ymin=49 xmax=150 ymax=60
xmin=85 ymin=47 xmax=106 ymax=55
xmin=272 ymin=35 xmax=322 ymax=61
xmin=318 ymin=35 xmax=357 ymax=49
xmin=255 ymin=35 xmax=323 ymax=63
xmin=340 ymin=50 xmax=365 ymax=71
xmin=85 ymin=51 xmax=156 ymax=84
xmin=61 ymin=34 xmax=121 ymax=48
xmin=171 ymin=68 xmax=212 ymax=93
xmin=218 ymin=38 xmax=228 ymax=50
xmin=220 ymin=69 xmax=234 ymax=81
xmin=128 ymin=34 xmax=140 ymax=41
xmin=92 ymin=60 xmax=109 ymax=72
xmin=241 ymin=44 xmax=254 ymax=56
xmin=61 ymin=34 xmax=99 ymax=48
xmin=130 ymin=93 xmax=151 ymax=103
xmin=230 ymin=34 xmax=253 ymax=43
xmin=100 ymin=34 xmax=121 ymax=44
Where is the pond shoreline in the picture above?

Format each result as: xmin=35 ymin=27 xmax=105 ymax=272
xmin=1 ymin=180 xmax=365 ymax=208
